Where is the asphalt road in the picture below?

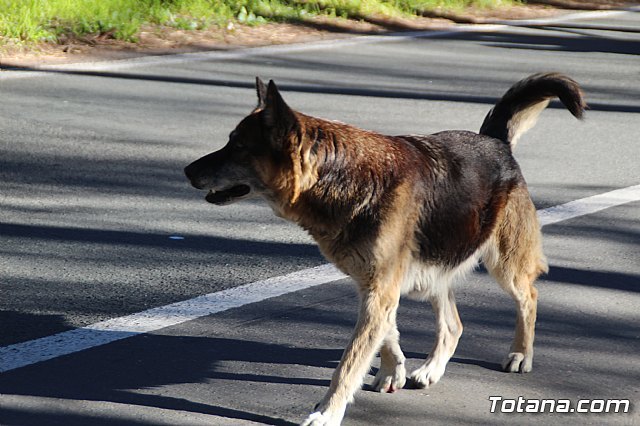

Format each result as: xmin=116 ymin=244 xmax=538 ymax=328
xmin=1 ymin=8 xmax=639 ymax=426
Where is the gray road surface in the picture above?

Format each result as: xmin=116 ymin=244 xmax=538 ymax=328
xmin=1 ymin=8 xmax=639 ymax=426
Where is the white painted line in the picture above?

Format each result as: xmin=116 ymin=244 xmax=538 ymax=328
xmin=0 ymin=28 xmax=492 ymax=80
xmin=0 ymin=7 xmax=636 ymax=80
xmin=492 ymin=6 xmax=640 ymax=27
xmin=0 ymin=264 xmax=346 ymax=373
xmin=1 ymin=185 xmax=639 ymax=373
xmin=538 ymin=184 xmax=640 ymax=226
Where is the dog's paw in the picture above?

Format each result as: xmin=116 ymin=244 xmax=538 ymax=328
xmin=502 ymin=352 xmax=532 ymax=373
xmin=300 ymin=411 xmax=329 ymax=426
xmin=409 ymin=359 xmax=446 ymax=389
xmin=300 ymin=411 xmax=341 ymax=426
xmin=372 ymin=362 xmax=406 ymax=393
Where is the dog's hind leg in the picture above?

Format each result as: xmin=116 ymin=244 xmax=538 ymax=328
xmin=409 ymin=288 xmax=463 ymax=388
xmin=371 ymin=318 xmax=406 ymax=393
xmin=483 ymin=185 xmax=547 ymax=373
xmin=499 ymin=273 xmax=538 ymax=373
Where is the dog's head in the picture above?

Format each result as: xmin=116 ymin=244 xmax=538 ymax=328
xmin=185 ymin=78 xmax=314 ymax=207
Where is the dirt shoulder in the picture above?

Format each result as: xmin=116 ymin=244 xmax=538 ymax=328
xmin=0 ymin=1 xmax=635 ymax=68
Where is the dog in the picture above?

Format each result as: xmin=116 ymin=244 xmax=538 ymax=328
xmin=185 ymin=73 xmax=585 ymax=425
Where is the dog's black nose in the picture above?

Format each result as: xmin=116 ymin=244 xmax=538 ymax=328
xmin=184 ymin=150 xmax=224 ymax=189
xmin=184 ymin=163 xmax=205 ymax=189
xmin=184 ymin=164 xmax=195 ymax=181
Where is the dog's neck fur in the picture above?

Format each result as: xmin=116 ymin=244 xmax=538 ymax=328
xmin=270 ymin=114 xmax=413 ymax=262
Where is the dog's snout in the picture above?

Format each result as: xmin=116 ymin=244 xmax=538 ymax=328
xmin=184 ymin=162 xmax=205 ymax=189
xmin=185 ymin=149 xmax=228 ymax=189
xmin=184 ymin=163 xmax=195 ymax=181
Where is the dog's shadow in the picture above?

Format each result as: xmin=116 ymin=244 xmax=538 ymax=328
xmin=448 ymin=356 xmax=502 ymax=372
xmin=0 ymin=333 xmax=501 ymax=425
xmin=0 ymin=335 xmax=340 ymax=426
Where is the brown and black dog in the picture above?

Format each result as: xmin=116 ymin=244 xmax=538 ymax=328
xmin=185 ymin=73 xmax=585 ymax=425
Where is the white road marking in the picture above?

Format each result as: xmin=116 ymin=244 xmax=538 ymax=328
xmin=538 ymin=184 xmax=640 ymax=226
xmin=0 ymin=264 xmax=345 ymax=373
xmin=0 ymin=7 xmax=637 ymax=80
xmin=1 ymin=185 xmax=638 ymax=373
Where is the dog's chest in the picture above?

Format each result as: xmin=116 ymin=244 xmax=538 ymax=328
xmin=401 ymin=251 xmax=482 ymax=300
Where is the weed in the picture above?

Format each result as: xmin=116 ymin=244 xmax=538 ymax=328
xmin=0 ymin=0 xmax=519 ymax=44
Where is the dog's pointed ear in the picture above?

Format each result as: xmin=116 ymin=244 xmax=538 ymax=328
xmin=262 ymin=80 xmax=296 ymax=130
xmin=255 ymin=77 xmax=268 ymax=109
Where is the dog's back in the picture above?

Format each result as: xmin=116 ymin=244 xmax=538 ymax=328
xmin=395 ymin=73 xmax=586 ymax=272
xmin=394 ymin=130 xmax=520 ymax=268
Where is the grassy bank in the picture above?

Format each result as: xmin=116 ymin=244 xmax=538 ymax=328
xmin=0 ymin=0 xmax=519 ymax=44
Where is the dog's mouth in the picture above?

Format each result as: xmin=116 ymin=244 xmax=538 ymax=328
xmin=205 ymin=185 xmax=252 ymax=205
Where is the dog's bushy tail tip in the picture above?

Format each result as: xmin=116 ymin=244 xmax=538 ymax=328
xmin=480 ymin=73 xmax=586 ymax=148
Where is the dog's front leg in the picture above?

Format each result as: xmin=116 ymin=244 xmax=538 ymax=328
xmin=302 ymin=285 xmax=400 ymax=426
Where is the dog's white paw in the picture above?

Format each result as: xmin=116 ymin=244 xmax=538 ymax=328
xmin=502 ymin=352 xmax=532 ymax=373
xmin=300 ymin=411 xmax=329 ymax=426
xmin=409 ymin=359 xmax=446 ymax=389
xmin=372 ymin=362 xmax=406 ymax=393
xmin=300 ymin=411 xmax=341 ymax=426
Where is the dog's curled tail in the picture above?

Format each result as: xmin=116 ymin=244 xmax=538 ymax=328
xmin=479 ymin=72 xmax=586 ymax=149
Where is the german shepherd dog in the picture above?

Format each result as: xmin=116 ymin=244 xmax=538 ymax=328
xmin=185 ymin=73 xmax=585 ymax=425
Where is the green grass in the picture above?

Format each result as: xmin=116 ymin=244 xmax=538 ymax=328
xmin=0 ymin=0 xmax=520 ymax=44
